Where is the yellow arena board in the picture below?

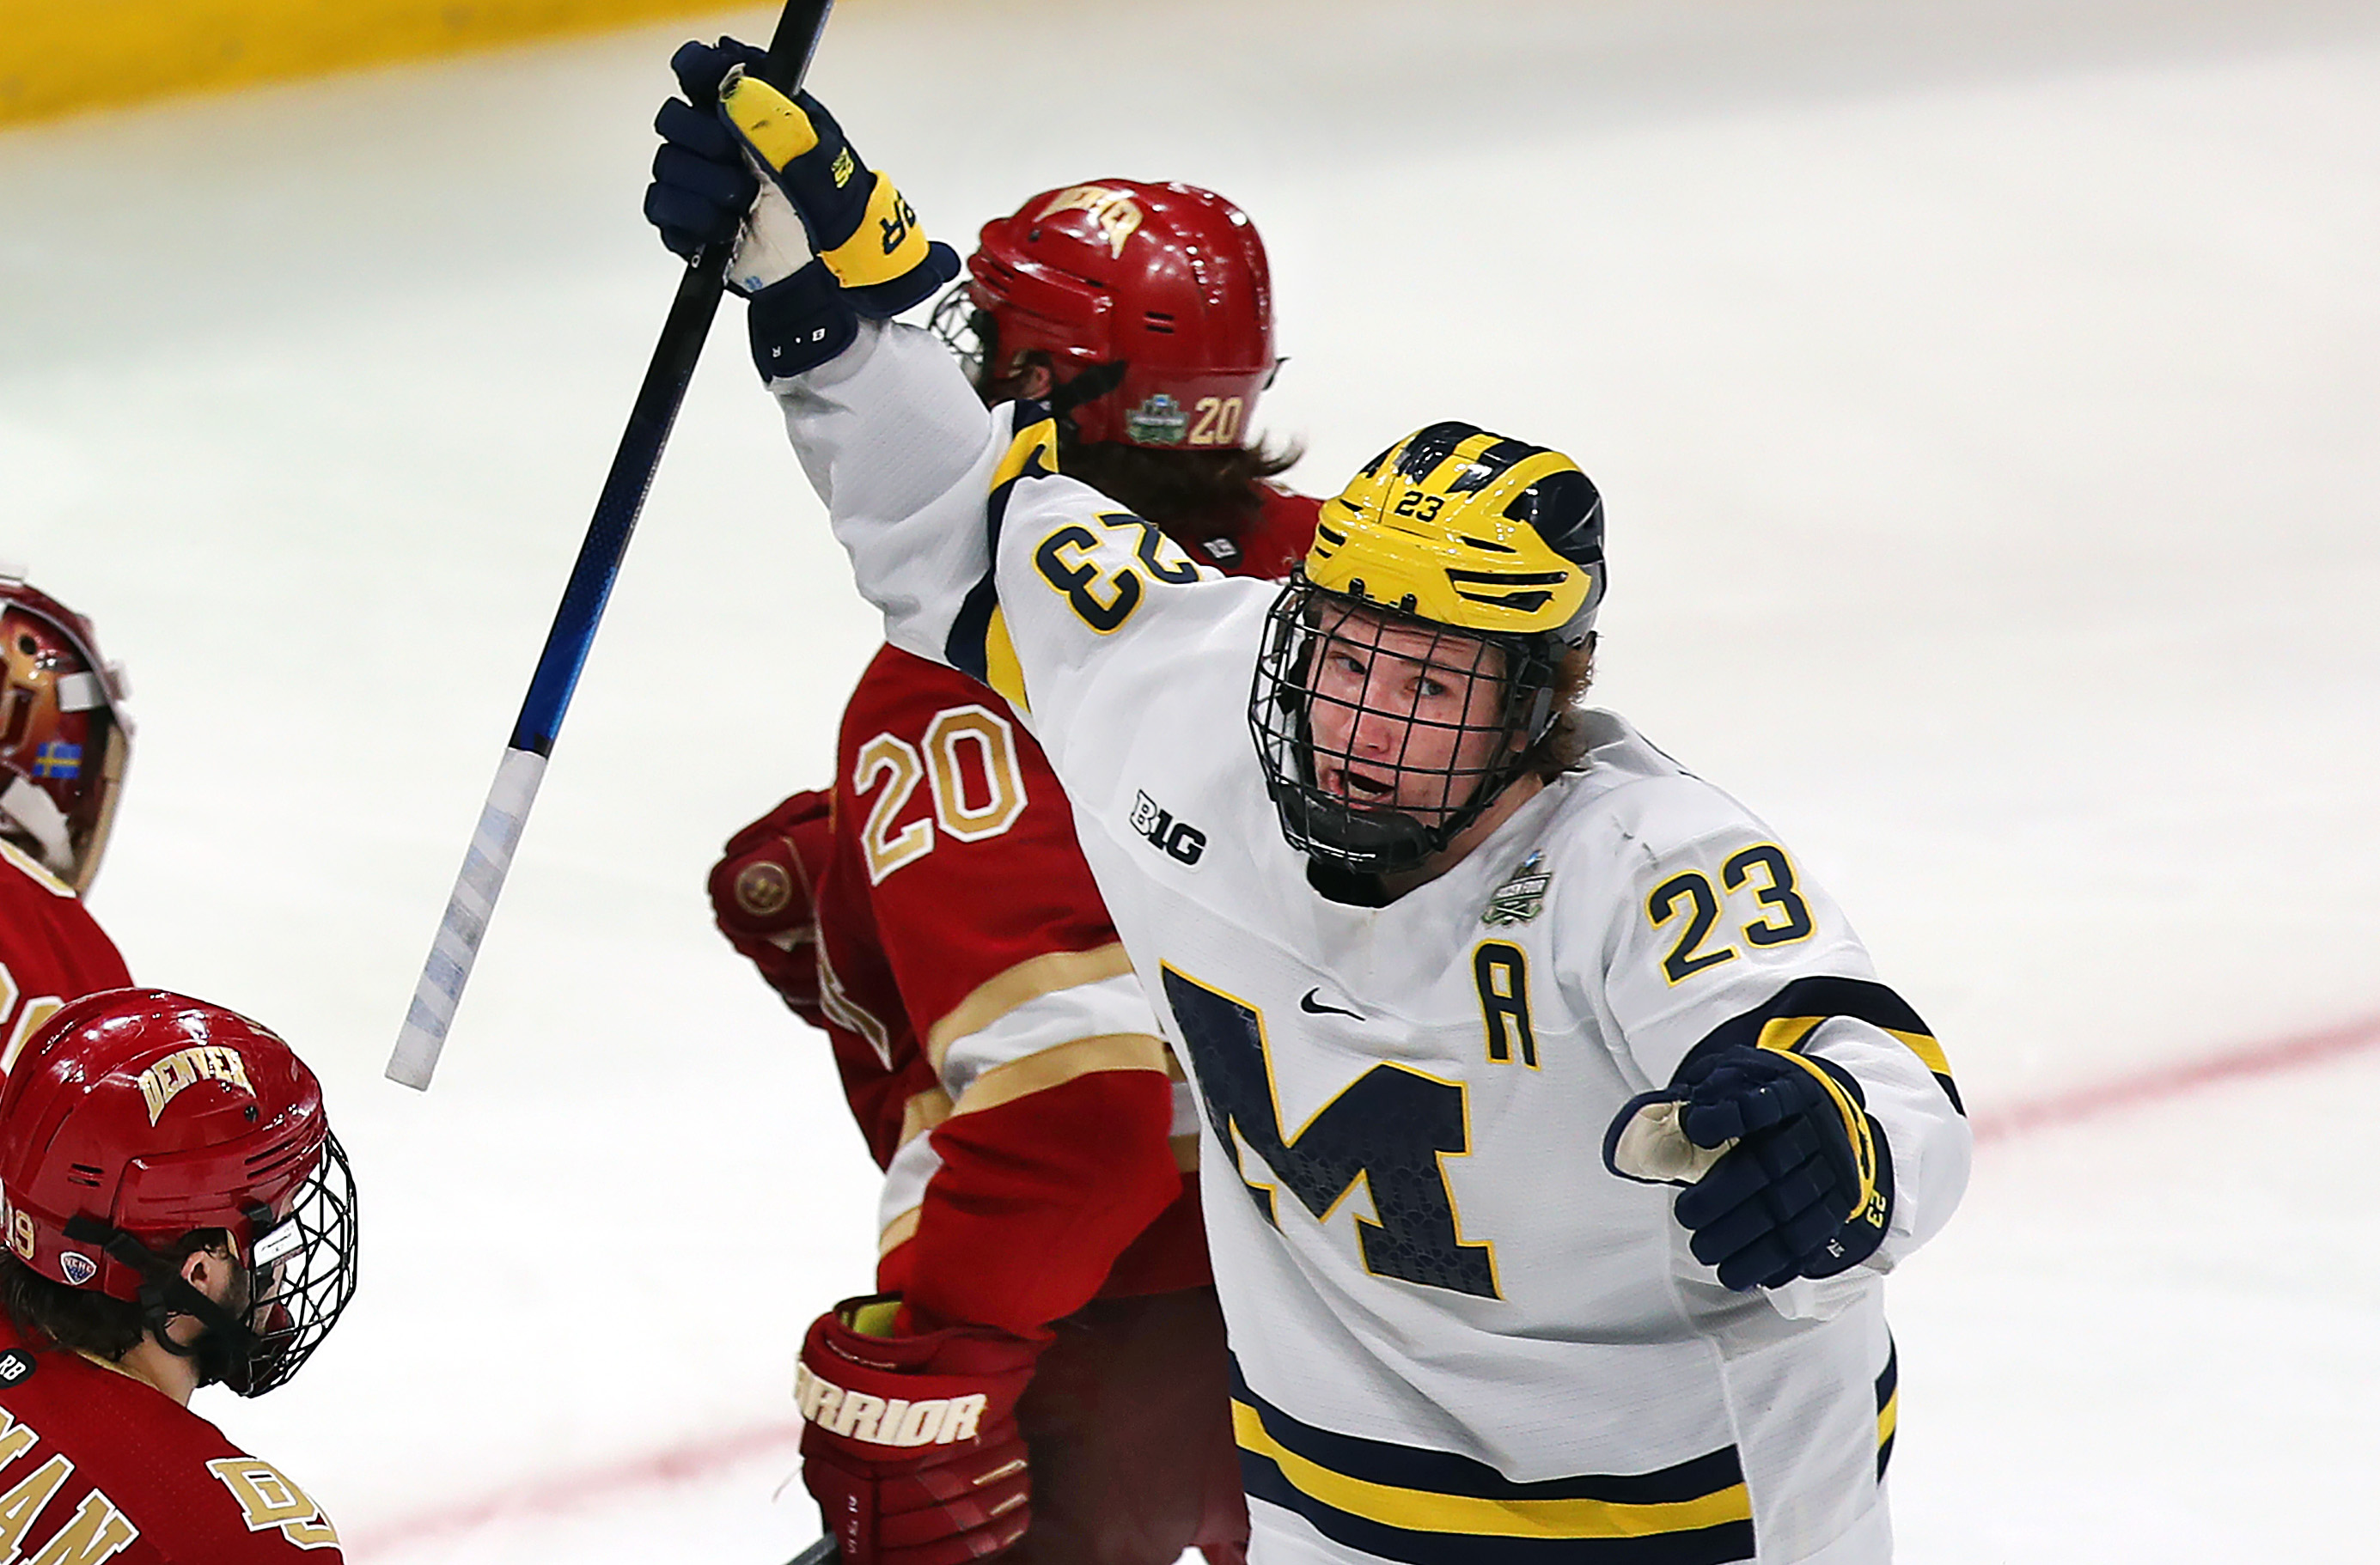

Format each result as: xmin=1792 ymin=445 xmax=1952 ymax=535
xmin=0 ymin=0 xmax=744 ymax=125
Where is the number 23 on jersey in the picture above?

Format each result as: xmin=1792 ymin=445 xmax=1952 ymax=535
xmin=1645 ymin=843 xmax=1816 ymax=985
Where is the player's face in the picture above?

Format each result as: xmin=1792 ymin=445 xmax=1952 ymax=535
xmin=1305 ymin=606 xmax=1512 ymax=824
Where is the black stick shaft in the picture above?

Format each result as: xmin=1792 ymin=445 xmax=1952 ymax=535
xmin=513 ymin=0 xmax=834 ymax=755
xmin=388 ymin=0 xmax=835 ymax=1091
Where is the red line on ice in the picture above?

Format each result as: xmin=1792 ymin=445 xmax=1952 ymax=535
xmin=1969 ymin=1009 xmax=2380 ymax=1144
xmin=352 ymin=1009 xmax=2380 ymax=1557
xmin=345 ymin=1420 xmax=803 ymax=1557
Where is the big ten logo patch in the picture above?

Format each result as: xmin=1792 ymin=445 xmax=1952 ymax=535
xmin=207 ymin=1460 xmax=339 ymax=1550
xmin=137 ymin=1046 xmax=252 ymax=1126
xmin=1129 ymin=792 xmax=1205 ymax=867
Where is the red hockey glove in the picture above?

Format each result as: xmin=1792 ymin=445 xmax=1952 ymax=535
xmin=707 ymin=789 xmax=833 ymax=1026
xmin=798 ymin=1297 xmax=1040 ymax=1565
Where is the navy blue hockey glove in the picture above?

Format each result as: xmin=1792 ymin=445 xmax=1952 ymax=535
xmin=644 ymin=38 xmax=765 ymax=263
xmin=1607 ymin=1046 xmax=1889 ymax=1292
xmin=645 ymin=39 xmax=857 ymax=377
xmin=713 ymin=64 xmax=959 ymax=318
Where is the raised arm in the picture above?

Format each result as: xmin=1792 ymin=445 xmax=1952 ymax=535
xmin=649 ymin=48 xmax=1246 ymax=731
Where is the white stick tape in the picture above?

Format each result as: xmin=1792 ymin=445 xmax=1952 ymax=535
xmin=386 ymin=746 xmax=548 ymax=1091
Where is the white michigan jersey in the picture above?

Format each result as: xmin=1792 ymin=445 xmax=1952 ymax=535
xmin=773 ymin=320 xmax=1973 ymax=1565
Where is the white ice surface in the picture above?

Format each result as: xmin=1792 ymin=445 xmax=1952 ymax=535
xmin=3 ymin=0 xmax=2376 ymax=1559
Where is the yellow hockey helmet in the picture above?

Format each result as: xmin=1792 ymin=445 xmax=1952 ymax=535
xmin=1248 ymin=423 xmax=1608 ymax=879
xmin=1305 ymin=423 xmax=1605 ymax=647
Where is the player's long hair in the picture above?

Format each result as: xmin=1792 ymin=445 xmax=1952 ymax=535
xmin=1058 ymin=432 xmax=1305 ymax=542
xmin=1519 ymin=636 xmax=1601 ymax=780
xmin=971 ymin=338 xmax=1306 ymax=542
xmin=0 ymin=1236 xmax=224 ymax=1360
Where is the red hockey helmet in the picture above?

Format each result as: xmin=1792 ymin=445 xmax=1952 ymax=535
xmin=0 ymin=569 xmax=131 ymax=893
xmin=0 ymin=989 xmax=357 ymax=1395
xmin=936 ymin=180 xmax=1280 ymax=448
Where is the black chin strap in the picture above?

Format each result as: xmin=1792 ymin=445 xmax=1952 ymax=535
xmin=1050 ymin=361 xmax=1128 ymax=423
xmin=61 ymin=1214 xmax=258 ymax=1391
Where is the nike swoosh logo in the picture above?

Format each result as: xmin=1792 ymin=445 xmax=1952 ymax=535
xmin=1300 ymin=989 xmax=1363 ymax=1020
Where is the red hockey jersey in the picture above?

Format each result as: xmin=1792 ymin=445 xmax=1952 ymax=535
xmin=0 ymin=1318 xmax=342 ymax=1562
xmin=0 ymin=840 xmax=131 ymax=1081
xmin=722 ymin=485 xmax=1318 ymax=1339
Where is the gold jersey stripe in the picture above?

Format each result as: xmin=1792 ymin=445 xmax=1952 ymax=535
xmin=877 ymin=1205 xmax=920 ymax=1258
xmin=982 ymin=606 xmax=1028 ymax=712
xmin=1877 ymin=1388 xmax=1899 ymax=1449
xmin=1885 ymin=1026 xmax=1954 ymax=1081
xmin=897 ymin=1087 xmax=955 ymax=1150
xmin=0 ymin=838 xmax=73 ymax=898
xmin=949 ymin=1032 xmax=1169 ymax=1120
xmin=992 ymin=416 xmax=1059 ymax=491
xmin=954 ymin=412 xmax=1058 ymax=709
xmin=1754 ymin=1011 xmax=1953 ymax=1095
xmin=1231 ymin=1404 xmax=1753 ymax=1540
xmin=1753 ymin=1015 xmax=1825 ymax=1054
xmin=924 ymin=943 xmax=1139 ymax=1072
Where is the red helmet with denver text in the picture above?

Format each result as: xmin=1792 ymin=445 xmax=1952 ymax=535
xmin=0 ymin=568 xmax=131 ymax=893
xmin=932 ymin=180 xmax=1280 ymax=448
xmin=0 ymin=989 xmax=358 ymax=1395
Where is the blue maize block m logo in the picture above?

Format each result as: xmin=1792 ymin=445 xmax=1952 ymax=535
xmin=1163 ymin=967 xmax=1496 ymax=1298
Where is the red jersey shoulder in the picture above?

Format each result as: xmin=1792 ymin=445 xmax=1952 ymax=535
xmin=831 ymin=646 xmax=1120 ymax=1042
xmin=0 ymin=842 xmax=131 ymax=1081
xmin=1244 ymin=484 xmax=1322 ymax=579
xmin=0 ymin=1329 xmax=341 ymax=1562
xmin=1174 ymin=485 xmax=1319 ymax=581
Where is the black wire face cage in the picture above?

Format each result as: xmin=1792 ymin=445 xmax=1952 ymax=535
xmin=926 ymin=283 xmax=991 ymax=389
xmin=232 ymin=1129 xmax=359 ymax=1398
xmin=1248 ymin=575 xmax=1560 ymax=877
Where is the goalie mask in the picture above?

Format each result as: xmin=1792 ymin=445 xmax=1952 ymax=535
xmin=0 ymin=569 xmax=131 ymax=893
xmin=930 ymin=180 xmax=1278 ymax=448
xmin=0 ymin=989 xmax=359 ymax=1397
xmin=1248 ymin=423 xmax=1605 ymax=876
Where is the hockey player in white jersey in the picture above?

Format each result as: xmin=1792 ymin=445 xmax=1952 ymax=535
xmin=649 ymin=61 xmax=1972 ymax=1565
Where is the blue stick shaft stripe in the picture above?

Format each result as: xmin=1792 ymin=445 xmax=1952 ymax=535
xmin=1681 ymin=975 xmax=1962 ymax=1115
xmin=1228 ymin=1360 xmax=1754 ymax=1563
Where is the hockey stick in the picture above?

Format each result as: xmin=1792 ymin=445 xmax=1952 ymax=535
xmin=785 ymin=1538 xmax=838 ymax=1565
xmin=387 ymin=0 xmax=835 ymax=1091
